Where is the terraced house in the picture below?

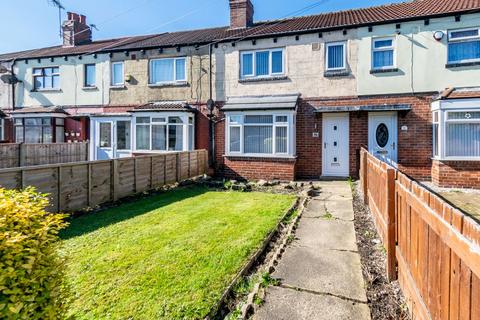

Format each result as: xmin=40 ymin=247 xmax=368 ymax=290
xmin=1 ymin=0 xmax=480 ymax=188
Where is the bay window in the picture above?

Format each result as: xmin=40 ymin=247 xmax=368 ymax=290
xmin=448 ymin=27 xmax=480 ymax=64
xmin=326 ymin=42 xmax=346 ymax=70
xmin=149 ymin=58 xmax=186 ymax=84
xmin=14 ymin=117 xmax=64 ymax=143
xmin=226 ymin=112 xmax=295 ymax=157
xmin=372 ymin=37 xmax=395 ymax=69
xmin=432 ymin=100 xmax=480 ymax=160
xmin=134 ymin=114 xmax=194 ymax=152
xmin=240 ymin=48 xmax=285 ymax=79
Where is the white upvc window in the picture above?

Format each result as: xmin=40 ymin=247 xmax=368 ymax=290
xmin=325 ymin=42 xmax=347 ymax=70
xmin=240 ymin=48 xmax=285 ymax=79
xmin=33 ymin=66 xmax=60 ymax=90
xmin=225 ymin=111 xmax=295 ymax=157
xmin=372 ymin=37 xmax=396 ymax=69
xmin=447 ymin=27 xmax=480 ymax=64
xmin=432 ymin=99 xmax=480 ymax=160
xmin=149 ymin=57 xmax=186 ymax=84
xmin=111 ymin=61 xmax=125 ymax=86
xmin=133 ymin=113 xmax=194 ymax=152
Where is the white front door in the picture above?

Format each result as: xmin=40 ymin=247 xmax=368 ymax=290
xmin=368 ymin=112 xmax=398 ymax=166
xmin=322 ymin=113 xmax=350 ymax=177
xmin=96 ymin=121 xmax=113 ymax=160
xmin=94 ymin=118 xmax=132 ymax=160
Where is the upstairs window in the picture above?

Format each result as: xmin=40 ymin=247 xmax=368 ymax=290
xmin=33 ymin=67 xmax=59 ymax=90
xmin=240 ymin=48 xmax=284 ymax=78
xmin=326 ymin=42 xmax=346 ymax=70
xmin=111 ymin=61 xmax=124 ymax=86
xmin=448 ymin=28 xmax=480 ymax=64
xmin=372 ymin=38 xmax=395 ymax=69
xmin=84 ymin=64 xmax=96 ymax=87
xmin=149 ymin=58 xmax=186 ymax=84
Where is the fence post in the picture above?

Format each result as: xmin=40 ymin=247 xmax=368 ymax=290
xmin=386 ymin=167 xmax=397 ymax=281
xmin=361 ymin=150 xmax=368 ymax=205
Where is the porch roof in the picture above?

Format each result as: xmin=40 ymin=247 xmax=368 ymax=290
xmin=314 ymin=104 xmax=411 ymax=113
xmin=222 ymin=94 xmax=300 ymax=111
xmin=9 ymin=106 xmax=69 ymax=117
xmin=129 ymin=101 xmax=194 ymax=112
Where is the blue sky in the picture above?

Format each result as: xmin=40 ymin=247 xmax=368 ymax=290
xmin=0 ymin=0 xmax=405 ymax=53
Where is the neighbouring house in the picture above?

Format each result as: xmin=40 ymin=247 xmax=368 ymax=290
xmin=1 ymin=0 xmax=480 ymax=188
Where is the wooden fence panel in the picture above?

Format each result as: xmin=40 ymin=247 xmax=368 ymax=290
xmin=59 ymin=164 xmax=89 ymax=212
xmin=165 ymin=154 xmax=177 ymax=184
xmin=135 ymin=157 xmax=152 ymax=193
xmin=0 ymin=142 xmax=88 ymax=169
xmin=23 ymin=167 xmax=59 ymax=212
xmin=151 ymin=155 xmax=166 ymax=188
xmin=0 ymin=150 xmax=207 ymax=213
xmin=89 ymin=162 xmax=112 ymax=207
xmin=115 ymin=158 xmax=136 ymax=200
xmin=360 ymin=148 xmax=480 ymax=320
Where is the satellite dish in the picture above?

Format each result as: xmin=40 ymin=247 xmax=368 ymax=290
xmin=0 ymin=74 xmax=19 ymax=84
xmin=206 ymin=99 xmax=215 ymax=111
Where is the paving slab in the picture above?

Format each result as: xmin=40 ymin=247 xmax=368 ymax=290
xmin=303 ymin=198 xmax=354 ymax=221
xmin=272 ymin=245 xmax=367 ymax=302
xmin=295 ymin=218 xmax=358 ymax=251
xmin=254 ymin=181 xmax=370 ymax=319
xmin=254 ymin=286 xmax=371 ymax=320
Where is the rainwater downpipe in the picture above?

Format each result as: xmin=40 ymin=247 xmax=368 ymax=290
xmin=208 ymin=43 xmax=216 ymax=168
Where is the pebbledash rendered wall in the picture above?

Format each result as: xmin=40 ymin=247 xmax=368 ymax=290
xmin=109 ymin=46 xmax=213 ymax=106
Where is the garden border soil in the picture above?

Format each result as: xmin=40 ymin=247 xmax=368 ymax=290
xmin=352 ymin=182 xmax=410 ymax=320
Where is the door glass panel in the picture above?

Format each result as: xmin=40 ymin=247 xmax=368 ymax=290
xmin=99 ymin=123 xmax=112 ymax=148
xmin=375 ymin=123 xmax=389 ymax=148
xmin=117 ymin=121 xmax=131 ymax=150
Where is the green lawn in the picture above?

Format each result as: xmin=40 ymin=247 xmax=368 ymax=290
xmin=60 ymin=186 xmax=295 ymax=319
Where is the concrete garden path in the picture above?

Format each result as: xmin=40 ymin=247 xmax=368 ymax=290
xmin=254 ymin=181 xmax=371 ymax=320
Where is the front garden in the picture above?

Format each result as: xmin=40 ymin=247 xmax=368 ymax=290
xmin=60 ymin=185 xmax=296 ymax=319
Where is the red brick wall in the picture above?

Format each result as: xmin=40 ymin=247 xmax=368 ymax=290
xmin=301 ymin=94 xmax=433 ymax=180
xmin=220 ymin=156 xmax=296 ymax=181
xmin=432 ymin=160 xmax=480 ymax=189
xmin=295 ymin=101 xmax=322 ymax=179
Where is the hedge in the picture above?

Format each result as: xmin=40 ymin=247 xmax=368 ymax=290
xmin=0 ymin=187 xmax=69 ymax=319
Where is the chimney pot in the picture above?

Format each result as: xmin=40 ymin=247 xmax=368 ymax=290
xmin=229 ymin=0 xmax=254 ymax=29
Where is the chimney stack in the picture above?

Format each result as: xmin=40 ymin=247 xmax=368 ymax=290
xmin=62 ymin=12 xmax=92 ymax=47
xmin=229 ymin=0 xmax=254 ymax=29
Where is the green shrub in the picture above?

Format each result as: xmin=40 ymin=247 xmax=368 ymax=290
xmin=0 ymin=187 xmax=69 ymax=319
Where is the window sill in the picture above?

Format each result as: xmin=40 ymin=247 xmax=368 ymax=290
xmin=433 ymin=157 xmax=480 ymax=162
xmin=31 ymin=89 xmax=62 ymax=93
xmin=148 ymin=81 xmax=188 ymax=88
xmin=110 ymin=85 xmax=126 ymax=89
xmin=224 ymin=154 xmax=297 ymax=161
xmin=370 ymin=68 xmax=399 ymax=74
xmin=445 ymin=61 xmax=480 ymax=68
xmin=324 ymin=70 xmax=349 ymax=77
xmin=238 ymin=75 xmax=288 ymax=83
xmin=82 ymin=86 xmax=98 ymax=90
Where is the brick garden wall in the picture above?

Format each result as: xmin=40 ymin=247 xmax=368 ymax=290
xmin=432 ymin=159 xmax=480 ymax=189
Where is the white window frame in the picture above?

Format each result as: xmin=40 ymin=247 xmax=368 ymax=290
xmin=225 ymin=111 xmax=296 ymax=158
xmin=447 ymin=27 xmax=480 ymax=64
xmin=371 ymin=37 xmax=396 ymax=70
xmin=132 ymin=112 xmax=194 ymax=152
xmin=240 ymin=48 xmax=285 ymax=79
xmin=325 ymin=41 xmax=347 ymax=71
xmin=111 ymin=61 xmax=125 ymax=86
xmin=149 ymin=57 xmax=187 ymax=84
xmin=83 ymin=63 xmax=96 ymax=88
xmin=32 ymin=66 xmax=60 ymax=90
xmin=432 ymin=99 xmax=480 ymax=160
